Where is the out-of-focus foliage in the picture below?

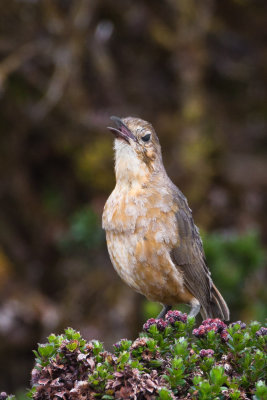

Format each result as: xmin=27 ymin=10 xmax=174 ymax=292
xmin=203 ymin=231 xmax=266 ymax=322
xmin=59 ymin=206 xmax=104 ymax=252
xmin=0 ymin=0 xmax=266 ymax=394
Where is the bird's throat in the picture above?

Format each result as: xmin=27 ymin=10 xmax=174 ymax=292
xmin=114 ymin=139 xmax=150 ymax=188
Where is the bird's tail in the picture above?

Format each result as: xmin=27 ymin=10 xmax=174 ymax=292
xmin=201 ymin=284 xmax=230 ymax=321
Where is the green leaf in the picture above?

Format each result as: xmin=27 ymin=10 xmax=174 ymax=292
xmin=66 ymin=341 xmax=78 ymax=352
xmin=158 ymin=387 xmax=173 ymax=400
xmin=230 ymin=389 xmax=241 ymax=400
xmin=92 ymin=340 xmax=104 ymax=355
xmin=149 ymin=359 xmax=163 ymax=368
xmin=38 ymin=344 xmax=55 ymax=358
xmin=173 ymin=337 xmax=188 ymax=357
xmin=254 ymin=380 xmax=267 ymax=400
xmin=210 ymin=366 xmax=226 ymax=387
xmin=147 ymin=338 xmax=157 ymax=351
xmin=117 ymin=351 xmax=130 ymax=367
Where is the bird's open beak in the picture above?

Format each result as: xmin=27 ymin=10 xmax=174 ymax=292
xmin=107 ymin=116 xmax=137 ymax=143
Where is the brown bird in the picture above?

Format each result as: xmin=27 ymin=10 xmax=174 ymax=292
xmin=102 ymin=116 xmax=229 ymax=320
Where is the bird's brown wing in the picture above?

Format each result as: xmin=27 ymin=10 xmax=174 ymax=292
xmin=170 ymin=187 xmax=213 ymax=309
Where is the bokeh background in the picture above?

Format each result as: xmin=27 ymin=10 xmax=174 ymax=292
xmin=0 ymin=0 xmax=266 ymax=395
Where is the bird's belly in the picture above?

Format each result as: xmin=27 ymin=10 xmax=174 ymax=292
xmin=106 ymin=230 xmax=193 ymax=305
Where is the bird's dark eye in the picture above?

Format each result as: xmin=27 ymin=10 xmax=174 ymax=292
xmin=141 ymin=133 xmax=151 ymax=142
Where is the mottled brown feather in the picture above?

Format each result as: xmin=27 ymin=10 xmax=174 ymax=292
xmin=103 ymin=116 xmax=230 ymax=321
xmin=170 ymin=186 xmax=229 ymax=320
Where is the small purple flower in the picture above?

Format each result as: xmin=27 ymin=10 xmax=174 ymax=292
xmin=156 ymin=319 xmax=168 ymax=331
xmin=216 ymin=320 xmax=227 ymax=333
xmin=193 ymin=325 xmax=206 ymax=338
xmin=230 ymin=321 xmax=246 ymax=330
xmin=220 ymin=330 xmax=230 ymax=342
xmin=205 ymin=323 xmax=218 ymax=333
xmin=143 ymin=318 xmax=167 ymax=332
xmin=199 ymin=349 xmax=214 ymax=358
xmin=193 ymin=319 xmax=229 ymax=341
xmin=256 ymin=327 xmax=267 ymax=337
xmin=202 ymin=318 xmax=226 ymax=333
xmin=143 ymin=318 xmax=157 ymax=332
xmin=165 ymin=310 xmax=187 ymax=325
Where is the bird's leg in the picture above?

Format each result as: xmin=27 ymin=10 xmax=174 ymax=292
xmin=189 ymin=299 xmax=201 ymax=318
xmin=157 ymin=305 xmax=172 ymax=319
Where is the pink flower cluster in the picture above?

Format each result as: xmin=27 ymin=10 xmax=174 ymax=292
xmin=143 ymin=310 xmax=188 ymax=332
xmin=199 ymin=349 xmax=214 ymax=358
xmin=143 ymin=318 xmax=168 ymax=332
xmin=230 ymin=321 xmax=246 ymax=330
xmin=193 ymin=318 xmax=229 ymax=342
xmin=256 ymin=327 xmax=267 ymax=337
xmin=143 ymin=313 xmax=230 ymax=343
xmin=165 ymin=310 xmax=187 ymax=325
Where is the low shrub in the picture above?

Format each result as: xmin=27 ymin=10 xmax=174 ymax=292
xmin=4 ymin=313 xmax=267 ymax=399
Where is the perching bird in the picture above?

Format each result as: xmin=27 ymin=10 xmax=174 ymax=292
xmin=102 ymin=116 xmax=229 ymax=321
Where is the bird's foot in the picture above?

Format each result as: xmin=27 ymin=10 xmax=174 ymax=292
xmin=156 ymin=305 xmax=172 ymax=319
xmin=188 ymin=299 xmax=200 ymax=318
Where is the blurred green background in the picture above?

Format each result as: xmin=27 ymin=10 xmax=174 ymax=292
xmin=0 ymin=0 xmax=266 ymax=394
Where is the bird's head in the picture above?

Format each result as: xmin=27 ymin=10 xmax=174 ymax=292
xmin=107 ymin=116 xmax=163 ymax=184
